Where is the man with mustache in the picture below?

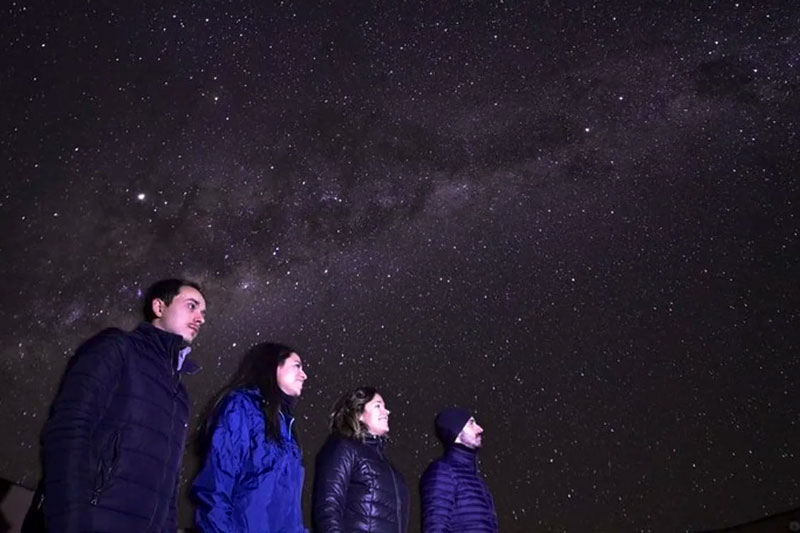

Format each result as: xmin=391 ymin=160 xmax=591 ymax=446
xmin=25 ymin=279 xmax=207 ymax=532
xmin=420 ymin=407 xmax=499 ymax=533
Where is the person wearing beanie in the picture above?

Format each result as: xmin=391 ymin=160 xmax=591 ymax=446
xmin=420 ymin=407 xmax=499 ymax=533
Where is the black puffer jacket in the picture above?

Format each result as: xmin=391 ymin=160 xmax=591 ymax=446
xmin=41 ymin=322 xmax=199 ymax=532
xmin=312 ymin=435 xmax=409 ymax=533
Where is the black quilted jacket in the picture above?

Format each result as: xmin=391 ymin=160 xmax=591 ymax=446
xmin=312 ymin=435 xmax=409 ymax=533
xmin=41 ymin=322 xmax=198 ymax=532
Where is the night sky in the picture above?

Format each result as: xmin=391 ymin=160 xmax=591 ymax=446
xmin=2 ymin=2 xmax=799 ymax=531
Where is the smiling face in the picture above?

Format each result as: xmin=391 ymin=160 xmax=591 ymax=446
xmin=359 ymin=393 xmax=391 ymax=436
xmin=276 ymin=352 xmax=307 ymax=397
xmin=151 ymin=285 xmax=206 ymax=343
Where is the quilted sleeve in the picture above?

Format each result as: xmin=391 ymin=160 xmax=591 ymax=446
xmin=312 ymin=437 xmax=357 ymax=533
xmin=420 ymin=460 xmax=456 ymax=533
xmin=41 ymin=328 xmax=126 ymax=533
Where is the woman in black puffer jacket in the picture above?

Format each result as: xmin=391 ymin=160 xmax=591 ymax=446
xmin=312 ymin=386 xmax=409 ymax=533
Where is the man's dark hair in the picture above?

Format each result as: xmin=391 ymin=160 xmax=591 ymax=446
xmin=142 ymin=278 xmax=203 ymax=322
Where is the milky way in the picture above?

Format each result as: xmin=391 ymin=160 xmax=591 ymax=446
xmin=1 ymin=2 xmax=799 ymax=531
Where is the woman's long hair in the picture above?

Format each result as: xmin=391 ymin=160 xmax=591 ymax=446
xmin=329 ymin=386 xmax=378 ymax=441
xmin=197 ymin=342 xmax=298 ymax=456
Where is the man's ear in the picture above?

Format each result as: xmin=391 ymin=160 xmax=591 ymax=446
xmin=152 ymin=298 xmax=165 ymax=318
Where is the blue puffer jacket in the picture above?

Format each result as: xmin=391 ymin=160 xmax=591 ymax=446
xmin=192 ymin=388 xmax=306 ymax=533
xmin=419 ymin=445 xmax=498 ymax=533
xmin=41 ymin=322 xmax=198 ymax=533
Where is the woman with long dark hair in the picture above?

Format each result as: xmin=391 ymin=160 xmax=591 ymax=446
xmin=312 ymin=386 xmax=409 ymax=533
xmin=192 ymin=342 xmax=308 ymax=532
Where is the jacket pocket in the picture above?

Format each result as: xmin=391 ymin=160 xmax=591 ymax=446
xmin=91 ymin=430 xmax=121 ymax=505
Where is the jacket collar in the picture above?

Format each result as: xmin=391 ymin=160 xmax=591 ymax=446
xmin=134 ymin=322 xmax=200 ymax=375
xmin=244 ymin=387 xmax=296 ymax=438
xmin=362 ymin=433 xmax=390 ymax=450
xmin=445 ymin=443 xmax=479 ymax=470
xmin=180 ymin=349 xmax=201 ymax=375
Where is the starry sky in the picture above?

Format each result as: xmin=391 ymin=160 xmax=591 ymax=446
xmin=1 ymin=1 xmax=799 ymax=531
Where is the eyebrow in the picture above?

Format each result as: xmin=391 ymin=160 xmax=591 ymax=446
xmin=185 ymin=298 xmax=207 ymax=314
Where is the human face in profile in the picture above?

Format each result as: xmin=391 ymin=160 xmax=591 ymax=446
xmin=456 ymin=417 xmax=484 ymax=449
xmin=360 ymin=393 xmax=391 ymax=436
xmin=277 ymin=352 xmax=307 ymax=397
xmin=151 ymin=285 xmax=206 ymax=343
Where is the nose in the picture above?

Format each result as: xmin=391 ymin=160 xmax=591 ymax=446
xmin=475 ymin=423 xmax=484 ymax=434
xmin=195 ymin=312 xmax=205 ymax=324
xmin=299 ymin=369 xmax=307 ymax=380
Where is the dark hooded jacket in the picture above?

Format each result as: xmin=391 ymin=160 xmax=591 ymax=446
xmin=419 ymin=444 xmax=499 ymax=533
xmin=40 ymin=322 xmax=198 ymax=533
xmin=312 ymin=435 xmax=409 ymax=533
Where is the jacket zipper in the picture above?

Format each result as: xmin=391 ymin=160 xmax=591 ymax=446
xmin=383 ymin=448 xmax=403 ymax=533
xmin=147 ymin=345 xmax=182 ymax=526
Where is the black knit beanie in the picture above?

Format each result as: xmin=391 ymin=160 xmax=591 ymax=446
xmin=434 ymin=407 xmax=472 ymax=446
